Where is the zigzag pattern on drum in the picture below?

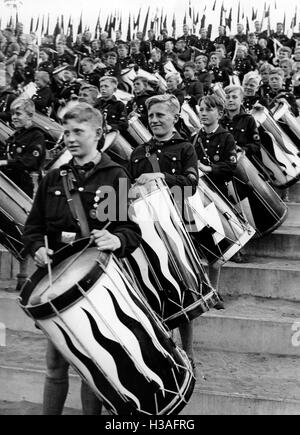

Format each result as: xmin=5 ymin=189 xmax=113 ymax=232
xmin=54 ymin=322 xmax=131 ymax=415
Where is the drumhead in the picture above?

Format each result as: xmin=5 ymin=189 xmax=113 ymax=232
xmin=31 ymin=247 xmax=99 ymax=304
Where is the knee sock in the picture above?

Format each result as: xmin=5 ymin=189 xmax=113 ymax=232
xmin=43 ymin=376 xmax=69 ymax=415
xmin=81 ymin=381 xmax=103 ymax=415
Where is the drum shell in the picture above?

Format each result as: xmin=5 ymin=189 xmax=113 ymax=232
xmin=127 ymin=182 xmax=220 ymax=329
xmin=187 ymin=174 xmax=255 ymax=265
xmin=44 ymin=148 xmax=72 ymax=171
xmin=105 ymin=131 xmax=133 ymax=164
xmin=228 ymin=151 xmax=288 ymax=238
xmin=19 ymin=239 xmax=195 ymax=415
xmin=127 ymin=117 xmax=152 ymax=146
xmin=252 ymin=106 xmax=300 ymax=188
xmin=0 ymin=172 xmax=32 ymax=260
xmin=32 ymin=113 xmax=64 ymax=149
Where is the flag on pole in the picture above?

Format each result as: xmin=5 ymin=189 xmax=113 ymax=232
xmin=46 ymin=14 xmax=50 ymax=35
xmin=41 ymin=15 xmax=45 ymax=36
xmin=35 ymin=16 xmax=40 ymax=33
xmin=237 ymin=1 xmax=240 ymax=23
xmin=212 ymin=0 xmax=217 ymax=11
xmin=283 ymin=12 xmax=286 ymax=33
xmin=290 ymin=6 xmax=297 ymax=29
xmin=172 ymin=12 xmax=176 ymax=37
xmin=189 ymin=0 xmax=192 ymax=19
xmin=77 ymin=12 xmax=83 ymax=35
xmin=220 ymin=2 xmax=225 ymax=26
xmin=134 ymin=8 xmax=141 ymax=30
xmin=61 ymin=15 xmax=64 ymax=34
xmin=127 ymin=13 xmax=132 ymax=41
xmin=183 ymin=11 xmax=187 ymax=25
xmin=30 ymin=17 xmax=34 ymax=33
xmin=53 ymin=17 xmax=60 ymax=40
xmin=225 ymin=8 xmax=232 ymax=31
xmin=200 ymin=14 xmax=206 ymax=29
xmin=142 ymin=6 xmax=150 ymax=37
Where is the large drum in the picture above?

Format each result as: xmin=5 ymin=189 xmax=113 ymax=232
xmin=227 ymin=150 xmax=288 ymax=238
xmin=252 ymin=106 xmax=300 ymax=189
xmin=102 ymin=130 xmax=133 ymax=165
xmin=0 ymin=120 xmax=13 ymax=151
xmin=126 ymin=180 xmax=220 ymax=330
xmin=127 ymin=116 xmax=152 ymax=146
xmin=180 ymin=102 xmax=201 ymax=136
xmin=271 ymin=101 xmax=300 ymax=148
xmin=44 ymin=147 xmax=72 ymax=171
xmin=0 ymin=172 xmax=32 ymax=260
xmin=19 ymin=239 xmax=195 ymax=415
xmin=32 ymin=113 xmax=64 ymax=149
xmin=186 ymin=172 xmax=256 ymax=265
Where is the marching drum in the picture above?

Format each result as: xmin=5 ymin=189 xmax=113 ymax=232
xmin=102 ymin=130 xmax=133 ymax=165
xmin=271 ymin=101 xmax=300 ymax=149
xmin=0 ymin=120 xmax=13 ymax=150
xmin=180 ymin=102 xmax=201 ymax=136
xmin=127 ymin=116 xmax=152 ymax=146
xmin=44 ymin=147 xmax=72 ymax=171
xmin=0 ymin=172 xmax=32 ymax=260
xmin=19 ymin=239 xmax=195 ymax=415
xmin=252 ymin=106 xmax=300 ymax=188
xmin=126 ymin=180 xmax=220 ymax=330
xmin=32 ymin=112 xmax=64 ymax=149
xmin=227 ymin=150 xmax=288 ymax=238
xmin=119 ymin=68 xmax=137 ymax=94
xmin=186 ymin=172 xmax=255 ymax=266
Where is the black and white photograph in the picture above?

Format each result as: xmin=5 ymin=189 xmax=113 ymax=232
xmin=0 ymin=0 xmax=299 ymax=418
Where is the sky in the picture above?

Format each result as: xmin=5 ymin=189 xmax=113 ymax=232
xmin=0 ymin=0 xmax=298 ymax=39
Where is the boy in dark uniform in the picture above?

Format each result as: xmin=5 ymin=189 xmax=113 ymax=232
xmin=1 ymin=97 xmax=46 ymax=290
xmin=80 ymin=57 xmax=101 ymax=90
xmin=128 ymin=94 xmax=199 ymax=372
xmin=182 ymin=62 xmax=204 ymax=111
xmin=221 ymin=85 xmax=262 ymax=163
xmin=96 ymin=76 xmax=128 ymax=135
xmin=22 ymin=103 xmax=141 ymax=415
xmin=193 ymin=95 xmax=237 ymax=302
xmin=32 ymin=71 xmax=56 ymax=116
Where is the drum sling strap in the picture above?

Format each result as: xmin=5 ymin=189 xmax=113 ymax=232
xmin=61 ymin=169 xmax=90 ymax=238
xmin=145 ymin=145 xmax=161 ymax=173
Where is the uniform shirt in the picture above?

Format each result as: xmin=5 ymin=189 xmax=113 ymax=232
xmin=196 ymin=38 xmax=215 ymax=54
xmin=182 ymin=78 xmax=204 ymax=108
xmin=195 ymin=125 xmax=237 ymax=195
xmin=126 ymin=91 xmax=154 ymax=127
xmin=32 ymin=86 xmax=56 ymax=116
xmin=0 ymin=89 xmax=17 ymax=123
xmin=177 ymin=34 xmax=199 ymax=48
xmin=82 ymin=71 xmax=101 ymax=89
xmin=221 ymin=110 xmax=262 ymax=160
xmin=3 ymin=126 xmax=46 ymax=197
xmin=208 ymin=66 xmax=230 ymax=87
xmin=130 ymin=53 xmax=147 ymax=69
xmin=242 ymin=95 xmax=269 ymax=113
xmin=264 ymin=88 xmax=299 ymax=117
xmin=95 ymin=95 xmax=128 ymax=134
xmin=22 ymin=153 xmax=141 ymax=257
xmin=58 ymin=81 xmax=81 ymax=101
xmin=128 ymin=132 xmax=198 ymax=194
xmin=196 ymin=70 xmax=212 ymax=95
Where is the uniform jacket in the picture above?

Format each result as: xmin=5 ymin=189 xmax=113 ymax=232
xmin=221 ymin=110 xmax=262 ymax=160
xmin=32 ymin=86 xmax=56 ymax=116
xmin=194 ymin=125 xmax=237 ymax=195
xmin=128 ymin=132 xmax=199 ymax=194
xmin=3 ymin=125 xmax=46 ymax=197
xmin=22 ymin=153 xmax=141 ymax=257
xmin=182 ymin=78 xmax=204 ymax=108
xmin=0 ymin=89 xmax=17 ymax=123
xmin=95 ymin=95 xmax=128 ymax=134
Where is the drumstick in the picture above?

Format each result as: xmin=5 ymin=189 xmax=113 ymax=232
xmin=44 ymin=235 xmax=53 ymax=292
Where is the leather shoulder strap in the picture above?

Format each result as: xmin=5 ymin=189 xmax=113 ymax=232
xmin=61 ymin=169 xmax=90 ymax=238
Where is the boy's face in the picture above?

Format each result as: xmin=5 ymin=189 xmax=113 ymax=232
xmin=79 ymin=89 xmax=96 ymax=105
xmin=269 ymin=74 xmax=283 ymax=91
xmin=199 ymin=102 xmax=220 ymax=127
xmin=35 ymin=76 xmax=46 ymax=89
xmin=11 ymin=106 xmax=32 ymax=130
xmin=166 ymin=76 xmax=178 ymax=90
xmin=184 ymin=67 xmax=194 ymax=79
xmin=195 ymin=57 xmax=205 ymax=70
xmin=148 ymin=103 xmax=176 ymax=138
xmin=244 ymin=80 xmax=258 ymax=96
xmin=278 ymin=50 xmax=289 ymax=60
xmin=133 ymin=80 xmax=146 ymax=95
xmin=63 ymin=119 xmax=100 ymax=158
xmin=118 ymin=47 xmax=128 ymax=58
xmin=100 ymin=80 xmax=115 ymax=98
xmin=261 ymin=70 xmax=270 ymax=83
xmin=106 ymin=56 xmax=117 ymax=67
xmin=225 ymin=90 xmax=243 ymax=112
xmin=280 ymin=62 xmax=292 ymax=77
xmin=210 ymin=55 xmax=219 ymax=66
xmin=81 ymin=61 xmax=93 ymax=74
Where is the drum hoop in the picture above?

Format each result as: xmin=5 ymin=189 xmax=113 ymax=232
xmin=19 ymin=238 xmax=111 ymax=319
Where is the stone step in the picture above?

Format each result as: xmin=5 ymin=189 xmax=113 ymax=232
xmin=221 ymin=257 xmax=300 ymax=302
xmin=1 ymin=331 xmax=300 ymax=415
xmin=184 ymin=349 xmax=300 ymax=415
xmin=288 ymin=182 xmax=300 ymax=203
xmin=284 ymin=203 xmax=300 ymax=227
xmin=194 ymin=296 xmax=300 ymax=356
xmin=245 ymin=226 xmax=300 ymax=260
xmin=0 ymin=401 xmax=81 ymax=415
xmin=0 ymin=286 xmax=38 ymax=333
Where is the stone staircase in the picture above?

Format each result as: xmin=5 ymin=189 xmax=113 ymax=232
xmin=0 ymin=184 xmax=300 ymax=415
